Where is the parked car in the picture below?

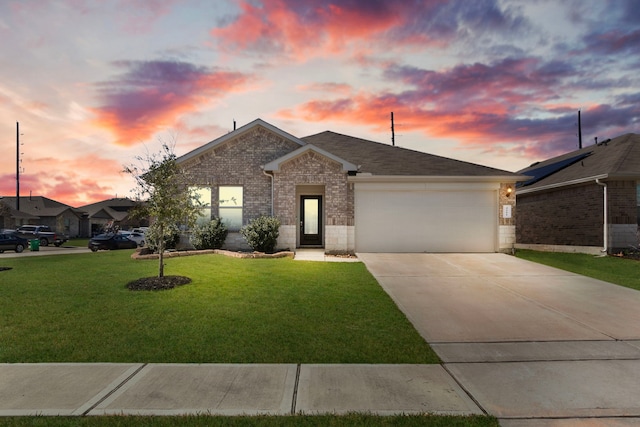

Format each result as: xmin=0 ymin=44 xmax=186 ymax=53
xmin=88 ymin=233 xmax=138 ymax=252
xmin=15 ymin=225 xmax=68 ymax=247
xmin=118 ymin=230 xmax=145 ymax=247
xmin=0 ymin=232 xmax=28 ymax=253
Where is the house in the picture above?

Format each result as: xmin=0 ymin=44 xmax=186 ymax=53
xmin=0 ymin=196 xmax=84 ymax=237
xmin=77 ymin=198 xmax=148 ymax=237
xmin=516 ymin=133 xmax=640 ymax=254
xmin=177 ymin=119 xmax=524 ymax=253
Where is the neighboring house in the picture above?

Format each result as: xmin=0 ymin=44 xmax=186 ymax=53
xmin=178 ymin=119 xmax=523 ymax=253
xmin=516 ymin=133 xmax=640 ymax=254
xmin=0 ymin=196 xmax=83 ymax=237
xmin=78 ymin=198 xmax=148 ymax=237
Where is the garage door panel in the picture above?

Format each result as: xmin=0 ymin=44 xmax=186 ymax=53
xmin=355 ymin=189 xmax=496 ymax=253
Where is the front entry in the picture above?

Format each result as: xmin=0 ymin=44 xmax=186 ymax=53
xmin=300 ymin=195 xmax=322 ymax=246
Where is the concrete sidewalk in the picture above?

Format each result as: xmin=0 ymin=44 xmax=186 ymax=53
xmin=0 ymin=363 xmax=481 ymax=416
xmin=359 ymin=253 xmax=640 ymax=425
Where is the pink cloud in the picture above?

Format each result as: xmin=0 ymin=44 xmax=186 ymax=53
xmin=93 ymin=60 xmax=254 ymax=147
xmin=211 ymin=0 xmax=523 ymax=61
xmin=279 ymin=56 xmax=640 ymax=160
xmin=0 ymin=155 xmax=127 ymax=207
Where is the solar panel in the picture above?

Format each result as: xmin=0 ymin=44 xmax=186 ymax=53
xmin=517 ymin=152 xmax=592 ymax=187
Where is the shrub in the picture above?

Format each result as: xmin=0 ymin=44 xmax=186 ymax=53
xmin=240 ymin=215 xmax=281 ymax=253
xmin=190 ymin=218 xmax=228 ymax=250
xmin=146 ymin=223 xmax=180 ymax=252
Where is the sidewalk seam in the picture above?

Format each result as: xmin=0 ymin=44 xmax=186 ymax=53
xmin=81 ymin=363 xmax=148 ymax=416
xmin=290 ymin=363 xmax=301 ymax=414
xmin=441 ymin=363 xmax=488 ymax=416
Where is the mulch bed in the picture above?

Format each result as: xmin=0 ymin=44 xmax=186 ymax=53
xmin=126 ymin=275 xmax=192 ymax=291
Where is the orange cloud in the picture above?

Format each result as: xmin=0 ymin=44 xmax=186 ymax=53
xmin=0 ymin=155 xmax=128 ymax=207
xmin=93 ymin=60 xmax=254 ymax=147
xmin=211 ymin=0 xmax=450 ymax=61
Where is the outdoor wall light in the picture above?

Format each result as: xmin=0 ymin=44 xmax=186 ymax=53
xmin=506 ymin=186 xmax=513 ymax=197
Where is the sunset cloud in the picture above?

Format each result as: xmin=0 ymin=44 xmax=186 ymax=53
xmin=0 ymin=154 xmax=125 ymax=207
xmin=93 ymin=60 xmax=253 ymax=146
xmin=281 ymin=54 xmax=640 ymax=159
xmin=211 ymin=0 xmax=525 ymax=61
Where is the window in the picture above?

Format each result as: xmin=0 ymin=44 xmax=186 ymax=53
xmin=190 ymin=187 xmax=212 ymax=226
xmin=219 ymin=186 xmax=243 ymax=230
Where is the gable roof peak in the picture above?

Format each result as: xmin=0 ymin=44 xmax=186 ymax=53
xmin=177 ymin=118 xmax=306 ymax=164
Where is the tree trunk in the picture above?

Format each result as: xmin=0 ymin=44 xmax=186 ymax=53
xmin=158 ymin=224 xmax=165 ymax=278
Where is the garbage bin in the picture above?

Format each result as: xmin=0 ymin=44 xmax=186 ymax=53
xmin=30 ymin=239 xmax=40 ymax=251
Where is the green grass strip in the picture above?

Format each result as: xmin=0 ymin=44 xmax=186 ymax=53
xmin=516 ymin=249 xmax=640 ymax=291
xmin=0 ymin=414 xmax=498 ymax=427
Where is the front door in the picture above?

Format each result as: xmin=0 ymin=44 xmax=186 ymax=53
xmin=300 ymin=195 xmax=322 ymax=246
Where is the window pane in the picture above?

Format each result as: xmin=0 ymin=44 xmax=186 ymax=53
xmin=304 ymin=199 xmax=319 ymax=234
xmin=190 ymin=187 xmax=211 ymax=207
xmin=220 ymin=208 xmax=243 ymax=230
xmin=220 ymin=186 xmax=243 ymax=207
xmin=190 ymin=187 xmax=212 ymax=226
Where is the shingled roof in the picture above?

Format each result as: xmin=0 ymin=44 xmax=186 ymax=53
xmin=0 ymin=196 xmax=79 ymax=218
xmin=517 ymin=133 xmax=640 ymax=192
xmin=302 ymin=131 xmax=521 ymax=178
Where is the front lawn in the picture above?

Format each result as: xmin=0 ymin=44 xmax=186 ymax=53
xmin=0 ymin=251 xmax=439 ymax=364
xmin=516 ymin=249 xmax=640 ymax=291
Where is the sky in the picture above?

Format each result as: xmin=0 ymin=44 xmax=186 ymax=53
xmin=1 ymin=0 xmax=639 ymax=207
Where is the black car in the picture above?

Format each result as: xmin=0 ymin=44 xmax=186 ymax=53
xmin=0 ymin=232 xmax=28 ymax=253
xmin=88 ymin=233 xmax=138 ymax=252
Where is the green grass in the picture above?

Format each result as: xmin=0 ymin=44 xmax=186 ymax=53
xmin=0 ymin=251 xmax=438 ymax=364
xmin=0 ymin=414 xmax=498 ymax=427
xmin=516 ymin=249 xmax=640 ymax=291
xmin=66 ymin=238 xmax=89 ymax=247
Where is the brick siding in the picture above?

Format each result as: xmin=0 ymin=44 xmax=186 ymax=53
xmin=181 ymin=127 xmax=301 ymax=224
xmin=516 ymin=180 xmax=638 ymax=249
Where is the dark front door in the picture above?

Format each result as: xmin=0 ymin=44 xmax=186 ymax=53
xmin=300 ymin=195 xmax=322 ymax=246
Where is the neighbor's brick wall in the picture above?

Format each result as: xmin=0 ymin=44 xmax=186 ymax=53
xmin=608 ymin=180 xmax=637 ymax=225
xmin=517 ymin=180 xmax=638 ymax=249
xmin=181 ymin=127 xmax=301 ymax=223
xmin=517 ymin=183 xmax=603 ymax=246
xmin=607 ymin=180 xmax=638 ymax=249
xmin=272 ymin=151 xmax=353 ymax=227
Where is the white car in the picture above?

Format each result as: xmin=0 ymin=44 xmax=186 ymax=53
xmin=118 ymin=230 xmax=145 ymax=247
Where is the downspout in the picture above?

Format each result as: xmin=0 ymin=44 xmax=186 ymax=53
xmin=595 ymin=178 xmax=607 ymax=253
xmin=262 ymin=168 xmax=274 ymax=216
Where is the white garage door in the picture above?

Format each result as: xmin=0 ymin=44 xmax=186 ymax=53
xmin=355 ymin=185 xmax=497 ymax=253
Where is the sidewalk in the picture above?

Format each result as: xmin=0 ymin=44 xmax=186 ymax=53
xmin=0 ymin=363 xmax=481 ymax=416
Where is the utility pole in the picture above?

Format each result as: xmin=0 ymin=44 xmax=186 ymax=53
xmin=391 ymin=112 xmax=395 ymax=146
xmin=16 ymin=122 xmax=20 ymax=211
xmin=578 ymin=110 xmax=582 ymax=149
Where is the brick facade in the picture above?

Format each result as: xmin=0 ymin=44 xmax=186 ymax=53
xmin=273 ymin=151 xmax=353 ymax=226
xmin=516 ymin=180 xmax=638 ymax=250
xmin=181 ymin=127 xmax=301 ymax=224
xmin=180 ymin=127 xmax=355 ymax=251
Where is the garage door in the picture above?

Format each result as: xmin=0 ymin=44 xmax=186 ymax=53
xmin=355 ymin=186 xmax=497 ymax=253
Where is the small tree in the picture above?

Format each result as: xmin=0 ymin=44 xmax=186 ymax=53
xmin=240 ymin=215 xmax=281 ymax=253
xmin=124 ymin=143 xmax=202 ymax=278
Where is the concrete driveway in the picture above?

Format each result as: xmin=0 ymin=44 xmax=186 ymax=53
xmin=358 ymin=253 xmax=640 ymax=425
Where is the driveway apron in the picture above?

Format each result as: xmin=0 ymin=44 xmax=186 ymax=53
xmin=358 ymin=253 xmax=640 ymax=423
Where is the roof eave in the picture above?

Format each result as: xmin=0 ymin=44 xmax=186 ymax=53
xmin=263 ymin=144 xmax=358 ymax=172
xmin=348 ymin=174 xmax=528 ymax=183
xmin=516 ymin=174 xmax=610 ymax=195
